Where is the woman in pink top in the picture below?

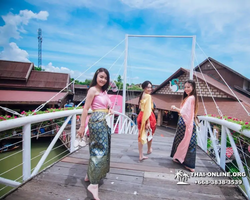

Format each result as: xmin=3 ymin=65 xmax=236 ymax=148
xmin=77 ymin=68 xmax=112 ymax=200
xmin=170 ymin=80 xmax=199 ymax=172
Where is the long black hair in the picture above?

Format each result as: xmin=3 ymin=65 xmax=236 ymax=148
xmin=138 ymin=80 xmax=153 ymax=105
xmin=89 ymin=68 xmax=110 ymax=91
xmin=182 ymin=79 xmax=199 ymax=116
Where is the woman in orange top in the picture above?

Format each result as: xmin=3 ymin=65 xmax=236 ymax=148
xmin=137 ymin=81 xmax=157 ymax=161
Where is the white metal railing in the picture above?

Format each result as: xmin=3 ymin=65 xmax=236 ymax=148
xmin=3 ymin=111 xmax=250 ymax=197
xmin=0 ymin=109 xmax=137 ymax=194
xmin=197 ymin=116 xmax=250 ymax=199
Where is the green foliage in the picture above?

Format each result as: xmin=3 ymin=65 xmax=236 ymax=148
xmin=226 ymin=161 xmax=248 ymax=180
xmin=128 ymin=85 xmax=143 ymax=91
xmin=0 ymin=107 xmax=83 ymax=139
xmin=207 ymin=139 xmax=212 ymax=149
xmin=115 ymin=81 xmax=123 ymax=89
xmin=115 ymin=75 xmax=124 ymax=89
xmin=208 ymin=114 xmax=250 ymax=131
xmin=70 ymin=78 xmax=92 ymax=86
xmin=117 ymin=75 xmax=122 ymax=83
xmin=34 ymin=66 xmax=44 ymax=71
xmin=0 ymin=107 xmax=83 ymax=122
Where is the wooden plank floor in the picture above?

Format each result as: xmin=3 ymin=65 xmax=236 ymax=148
xmin=3 ymin=126 xmax=247 ymax=200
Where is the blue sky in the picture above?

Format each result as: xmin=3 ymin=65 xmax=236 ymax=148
xmin=0 ymin=0 xmax=250 ymax=85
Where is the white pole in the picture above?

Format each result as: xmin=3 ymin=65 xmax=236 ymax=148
xmin=226 ymin=127 xmax=250 ymax=198
xmin=122 ymin=34 xmax=128 ymax=115
xmin=22 ymin=124 xmax=31 ymax=181
xmin=220 ymin=125 xmax=227 ymax=170
xmin=0 ymin=177 xmax=21 ymax=187
xmin=31 ymin=116 xmax=72 ymax=177
xmin=190 ymin=35 xmax=196 ymax=80
xmin=128 ymin=35 xmax=194 ymax=38
xmin=70 ymin=114 xmax=76 ymax=153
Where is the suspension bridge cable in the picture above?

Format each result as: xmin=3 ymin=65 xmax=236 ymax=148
xmin=31 ymin=39 xmax=125 ymax=115
xmin=196 ymin=42 xmax=250 ymax=116
xmin=194 ymin=54 xmax=224 ymax=117
xmin=75 ymin=49 xmax=125 ymax=108
xmin=193 ymin=65 xmax=208 ymax=116
xmin=0 ymin=106 xmax=24 ymax=117
xmin=110 ymin=61 xmax=125 ymax=110
xmin=0 ymin=149 xmax=23 ymax=162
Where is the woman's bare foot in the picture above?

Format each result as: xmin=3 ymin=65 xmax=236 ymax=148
xmin=87 ymin=184 xmax=100 ymax=200
xmin=84 ymin=174 xmax=89 ymax=182
xmin=139 ymin=156 xmax=148 ymax=161
xmin=184 ymin=165 xmax=195 ymax=172
xmin=172 ymin=159 xmax=179 ymax=163
xmin=147 ymin=148 xmax=152 ymax=154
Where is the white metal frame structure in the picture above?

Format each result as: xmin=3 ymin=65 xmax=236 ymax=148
xmin=0 ymin=109 xmax=137 ymax=190
xmin=197 ymin=116 xmax=250 ymax=198
xmin=122 ymin=34 xmax=196 ymax=115
xmin=1 ymin=33 xmax=250 ymax=199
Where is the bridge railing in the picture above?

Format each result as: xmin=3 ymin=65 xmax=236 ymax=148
xmin=2 ymin=111 xmax=249 ymax=198
xmin=197 ymin=116 xmax=250 ymax=199
xmin=0 ymin=109 xmax=137 ymax=198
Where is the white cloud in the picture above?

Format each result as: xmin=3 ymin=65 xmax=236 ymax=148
xmin=44 ymin=62 xmax=74 ymax=74
xmin=43 ymin=62 xmax=95 ymax=81
xmin=0 ymin=42 xmax=29 ymax=62
xmin=0 ymin=10 xmax=49 ymax=45
xmin=0 ymin=10 xmax=49 ymax=61
xmin=117 ymin=0 xmax=249 ymax=79
xmin=25 ymin=0 xmax=124 ymax=12
xmin=130 ymin=66 xmax=175 ymax=73
xmin=120 ymin=0 xmax=250 ymax=34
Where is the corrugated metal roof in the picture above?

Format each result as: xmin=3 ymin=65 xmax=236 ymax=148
xmin=73 ymin=94 xmax=86 ymax=102
xmin=27 ymin=71 xmax=69 ymax=89
xmin=74 ymin=84 xmax=89 ymax=89
xmin=0 ymin=90 xmax=68 ymax=104
xmin=0 ymin=60 xmax=33 ymax=81
xmin=0 ymin=70 xmax=70 ymax=90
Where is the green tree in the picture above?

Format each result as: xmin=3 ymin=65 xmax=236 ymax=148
xmin=117 ymin=75 xmax=122 ymax=83
xmin=128 ymin=85 xmax=142 ymax=91
xmin=83 ymin=79 xmax=92 ymax=85
xmin=34 ymin=66 xmax=44 ymax=71
xmin=115 ymin=75 xmax=124 ymax=89
xmin=71 ymin=78 xmax=92 ymax=86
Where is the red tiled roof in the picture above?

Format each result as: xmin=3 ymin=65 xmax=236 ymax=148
xmin=0 ymin=70 xmax=70 ymax=90
xmin=194 ymin=57 xmax=250 ymax=82
xmin=0 ymin=60 xmax=33 ymax=81
xmin=128 ymin=67 xmax=250 ymax=121
xmin=192 ymin=69 xmax=250 ymax=105
xmin=152 ymin=68 xmax=250 ymax=106
xmin=0 ymin=90 xmax=68 ymax=105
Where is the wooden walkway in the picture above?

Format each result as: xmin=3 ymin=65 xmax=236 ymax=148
xmin=3 ymin=127 xmax=246 ymax=200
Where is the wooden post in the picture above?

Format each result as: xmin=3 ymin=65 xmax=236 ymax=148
xmin=157 ymin=109 xmax=163 ymax=126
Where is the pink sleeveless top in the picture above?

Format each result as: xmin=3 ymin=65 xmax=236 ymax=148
xmin=91 ymin=91 xmax=111 ymax=110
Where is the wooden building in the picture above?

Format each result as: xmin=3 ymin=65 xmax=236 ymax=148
xmin=0 ymin=60 xmax=71 ymax=115
xmin=126 ymin=57 xmax=250 ymax=128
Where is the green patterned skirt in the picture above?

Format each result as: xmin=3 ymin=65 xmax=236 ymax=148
xmin=87 ymin=111 xmax=111 ymax=184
